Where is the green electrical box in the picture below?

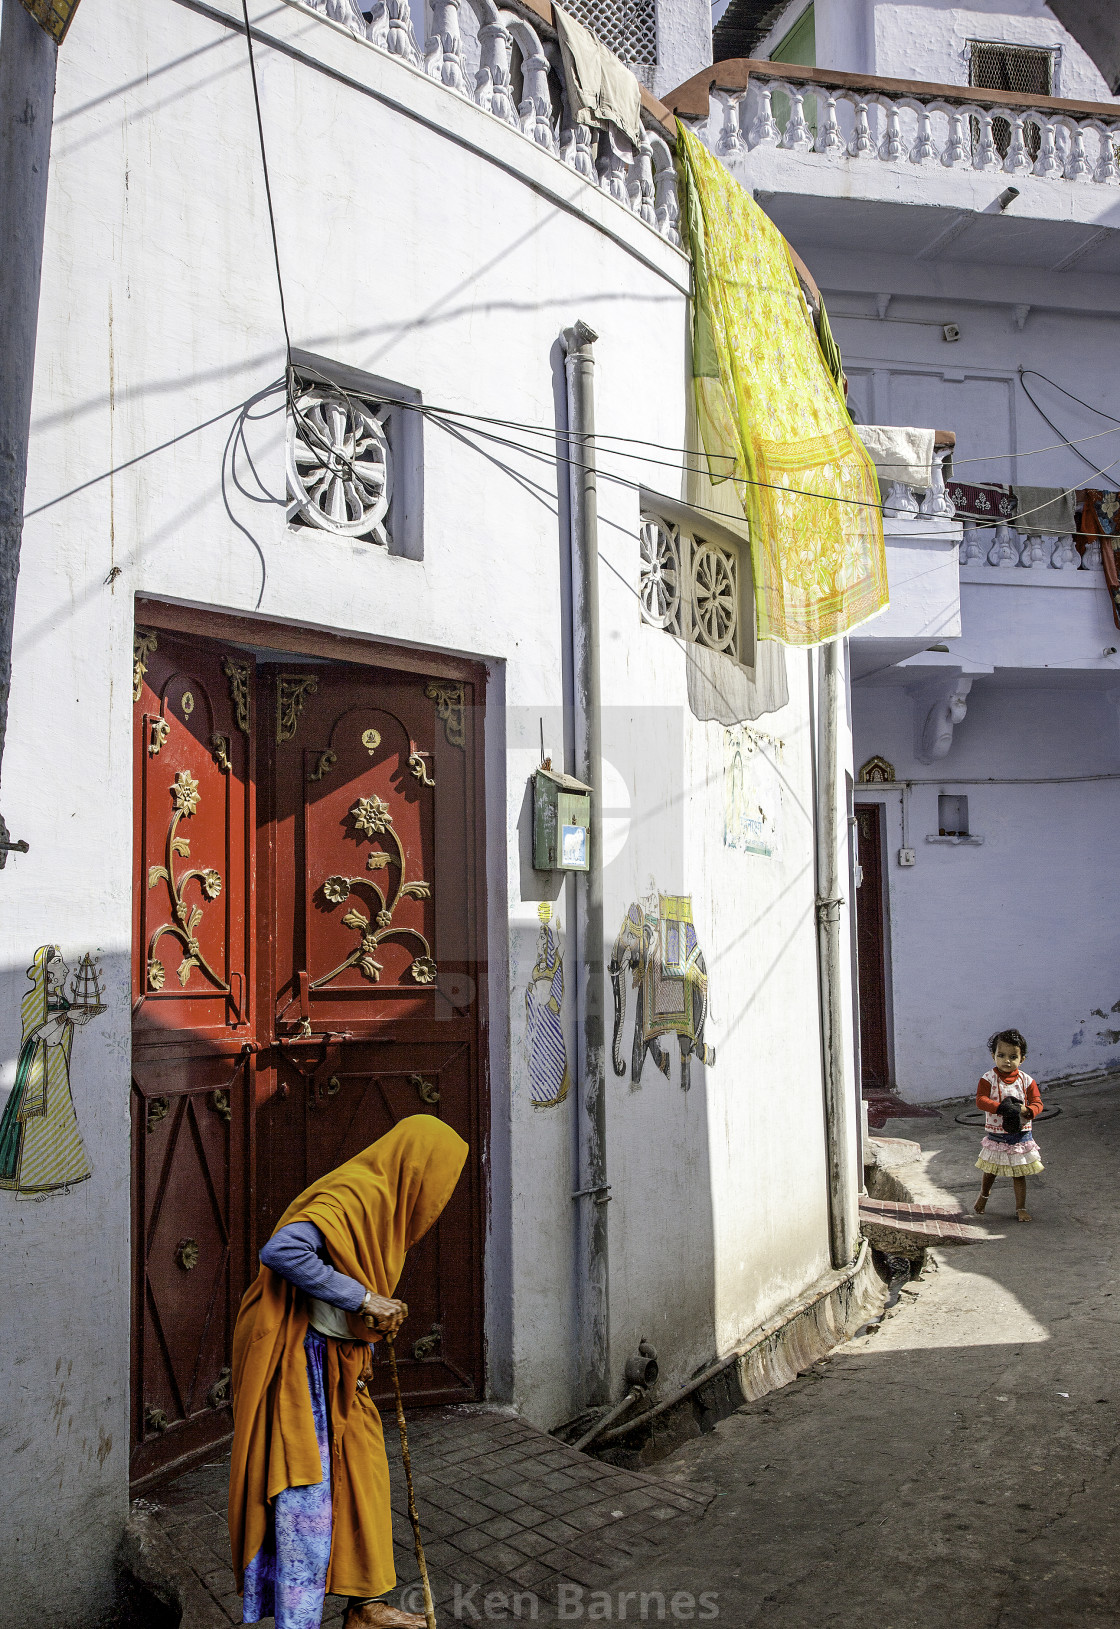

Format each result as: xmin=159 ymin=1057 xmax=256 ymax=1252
xmin=533 ymin=765 xmax=592 ymax=872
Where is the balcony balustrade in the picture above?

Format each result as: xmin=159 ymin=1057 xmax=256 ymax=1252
xmin=667 ymin=60 xmax=1120 ymax=191
xmin=297 ymin=0 xmax=682 ymax=244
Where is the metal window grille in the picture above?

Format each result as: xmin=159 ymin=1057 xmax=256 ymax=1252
xmin=969 ymin=40 xmax=1056 ymax=159
xmin=560 ymin=0 xmax=657 ymax=67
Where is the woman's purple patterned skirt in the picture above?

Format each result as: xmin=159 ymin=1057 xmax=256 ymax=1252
xmin=243 ymin=1331 xmax=334 ymax=1628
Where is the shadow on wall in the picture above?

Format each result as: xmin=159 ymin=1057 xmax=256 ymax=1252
xmin=511 ymin=704 xmax=720 ymax=1422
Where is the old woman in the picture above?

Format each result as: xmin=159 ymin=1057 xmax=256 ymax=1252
xmin=229 ymin=1115 xmax=467 ymax=1629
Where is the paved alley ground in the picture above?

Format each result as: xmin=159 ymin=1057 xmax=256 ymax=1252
xmin=136 ymin=1078 xmax=1117 ymax=1629
xmin=587 ymin=1078 xmax=1120 ymax=1629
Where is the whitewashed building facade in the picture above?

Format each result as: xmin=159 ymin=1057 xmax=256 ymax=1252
xmin=0 ymin=0 xmax=899 ymax=1622
xmin=669 ymin=0 xmax=1120 ymax=1101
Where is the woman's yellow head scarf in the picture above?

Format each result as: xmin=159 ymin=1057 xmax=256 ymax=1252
xmin=276 ymin=1113 xmax=468 ymax=1305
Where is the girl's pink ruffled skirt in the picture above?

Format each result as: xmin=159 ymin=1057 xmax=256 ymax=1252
xmin=976 ymin=1132 xmax=1043 ymax=1178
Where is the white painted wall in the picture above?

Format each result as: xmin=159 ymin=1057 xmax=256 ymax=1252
xmin=0 ymin=0 xmax=859 ymax=1620
xmin=851 ymin=678 xmax=1120 ymax=1101
xmin=743 ymin=0 xmax=1120 ymax=98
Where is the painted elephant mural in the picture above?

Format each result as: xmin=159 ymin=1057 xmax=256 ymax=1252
xmin=610 ymin=894 xmax=716 ymax=1091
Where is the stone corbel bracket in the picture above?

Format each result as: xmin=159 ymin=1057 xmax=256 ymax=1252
xmin=912 ymin=670 xmax=973 ymax=765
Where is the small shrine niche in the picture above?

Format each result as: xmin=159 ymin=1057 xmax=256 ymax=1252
xmin=858 ymin=755 xmax=896 ymax=784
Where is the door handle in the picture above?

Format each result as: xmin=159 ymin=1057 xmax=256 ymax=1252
xmin=277 ymin=1030 xmax=356 ymax=1050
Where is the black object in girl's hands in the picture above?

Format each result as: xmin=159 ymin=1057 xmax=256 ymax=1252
xmin=999 ymin=1100 xmax=1023 ymax=1134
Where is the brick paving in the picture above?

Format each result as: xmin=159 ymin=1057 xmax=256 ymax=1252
xmin=859 ymin=1193 xmax=985 ymax=1245
xmin=135 ymin=1406 xmax=711 ymax=1624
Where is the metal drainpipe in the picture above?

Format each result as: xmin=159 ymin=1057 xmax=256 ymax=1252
xmin=815 ymin=640 xmax=858 ymax=1268
xmin=561 ymin=321 xmax=609 ymax=1409
xmin=0 ymin=6 xmax=57 ymax=865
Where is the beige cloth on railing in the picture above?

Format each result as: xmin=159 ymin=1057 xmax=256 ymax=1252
xmin=857 ymin=426 xmax=935 ymax=491
xmin=1014 ymin=485 xmax=1076 ymax=537
xmin=553 ymin=3 xmax=643 ymax=148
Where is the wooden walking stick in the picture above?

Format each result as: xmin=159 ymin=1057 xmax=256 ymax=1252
xmin=386 ymin=1331 xmax=437 ymax=1629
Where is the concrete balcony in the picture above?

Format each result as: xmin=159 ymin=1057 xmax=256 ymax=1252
xmin=665 ymin=60 xmax=1120 ymax=283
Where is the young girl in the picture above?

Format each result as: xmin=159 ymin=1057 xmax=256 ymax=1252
xmin=973 ymin=1028 xmax=1044 ymax=1222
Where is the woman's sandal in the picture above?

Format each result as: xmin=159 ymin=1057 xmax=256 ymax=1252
xmin=1017 ymin=1208 xmax=1032 ymax=1223
xmin=973 ymin=1194 xmax=988 ymax=1214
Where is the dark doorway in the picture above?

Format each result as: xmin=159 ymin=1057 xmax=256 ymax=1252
xmin=853 ymin=802 xmax=890 ymax=1091
xmin=131 ymin=613 xmax=488 ymax=1485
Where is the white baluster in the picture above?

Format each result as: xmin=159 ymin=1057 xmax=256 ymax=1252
xmin=1029 ymin=118 xmax=1061 ymax=178
xmin=879 ymin=102 xmax=904 ymax=161
xmin=503 ymin=17 xmax=557 ymax=153
xmin=366 ymin=0 xmax=422 ymax=61
xmin=747 ymin=86 xmax=780 ymax=149
xmin=816 ymin=93 xmax=845 ymax=155
xmin=1019 ymin=534 xmax=1047 ymax=567
xmin=713 ymin=91 xmax=747 ymax=158
xmin=425 ymin=0 xmax=468 ymax=93
xmin=883 ymin=481 xmax=920 ymax=519
xmin=919 ymin=449 xmax=956 ymax=519
xmin=1093 ymin=126 xmax=1119 ymax=184
xmin=1002 ymin=112 xmax=1033 ymax=175
xmin=1050 ymin=534 xmax=1079 ymax=569
xmin=598 ymin=126 xmax=635 ymax=205
xmin=972 ymin=110 xmax=1001 ymax=171
xmin=941 ymin=109 xmax=969 ymax=168
xmin=476 ymin=22 xmax=519 ymax=125
xmin=649 ymin=135 xmax=682 ymax=246
xmin=988 ymin=524 xmax=1021 ymax=566
xmin=1064 ymin=122 xmax=1093 ymax=181
xmin=629 ymin=133 xmax=657 ymax=227
xmin=1081 ymin=538 xmax=1103 ymax=570
xmin=781 ymin=87 xmax=814 ymax=152
xmin=322 ymin=0 xmax=370 ymax=35
xmin=561 ymin=123 xmax=596 ymax=178
xmin=848 ymin=100 xmax=875 ymax=157
xmin=909 ymin=107 xmax=938 ymax=164
xmin=960 ymin=527 xmax=986 ymax=565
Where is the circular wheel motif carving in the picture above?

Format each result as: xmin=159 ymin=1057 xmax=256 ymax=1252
xmin=287 ymin=386 xmax=393 ymax=544
xmin=692 ymin=542 xmax=737 ymax=652
xmin=639 ymin=519 xmax=681 ymax=630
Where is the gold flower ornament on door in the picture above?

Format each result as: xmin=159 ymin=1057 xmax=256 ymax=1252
xmin=147 ymin=770 xmax=228 ymax=992
xmin=316 ymin=794 xmax=435 ymax=987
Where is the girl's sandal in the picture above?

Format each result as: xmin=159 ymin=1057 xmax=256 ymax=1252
xmin=1017 ymin=1209 xmax=1032 ymax=1223
xmin=973 ymin=1194 xmax=988 ymax=1214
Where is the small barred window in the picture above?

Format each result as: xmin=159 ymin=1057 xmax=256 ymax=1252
xmin=639 ymin=514 xmax=750 ymax=663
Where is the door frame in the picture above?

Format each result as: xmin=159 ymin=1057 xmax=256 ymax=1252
xmin=852 ymin=799 xmax=894 ymax=1092
xmin=132 ymin=599 xmax=492 ymax=1473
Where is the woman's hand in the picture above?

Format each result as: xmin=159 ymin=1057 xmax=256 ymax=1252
xmin=359 ymin=1292 xmax=408 ymax=1336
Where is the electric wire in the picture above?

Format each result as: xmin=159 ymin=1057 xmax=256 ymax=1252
xmin=236 ymin=12 xmax=1118 ymax=527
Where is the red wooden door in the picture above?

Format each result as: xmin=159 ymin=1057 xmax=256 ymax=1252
xmin=133 ymin=620 xmax=487 ymax=1482
xmin=131 ymin=629 xmax=255 ymax=1484
xmin=257 ymin=661 xmax=485 ymax=1406
xmin=854 ymin=803 xmax=890 ymax=1091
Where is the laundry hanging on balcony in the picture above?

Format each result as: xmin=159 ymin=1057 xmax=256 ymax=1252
xmin=553 ymin=4 xmax=643 ymax=148
xmin=1013 ymin=485 xmax=1076 ymax=538
xmin=675 ymin=123 xmax=886 ymax=647
xmin=856 ymin=427 xmax=935 ymax=493
xmin=944 ymin=480 xmax=1017 ymax=523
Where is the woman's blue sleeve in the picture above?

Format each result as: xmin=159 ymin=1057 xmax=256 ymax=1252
xmin=259 ymin=1219 xmax=367 ymax=1311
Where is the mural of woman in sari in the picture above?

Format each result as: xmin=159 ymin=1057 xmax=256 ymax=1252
xmin=0 ymin=946 xmax=95 ymax=1197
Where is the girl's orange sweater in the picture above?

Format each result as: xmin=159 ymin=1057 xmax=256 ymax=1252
xmin=976 ymin=1068 xmax=1043 ymax=1119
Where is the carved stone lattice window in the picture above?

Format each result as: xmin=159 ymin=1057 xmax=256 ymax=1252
xmin=287 ymin=381 xmax=393 ymax=545
xmin=639 ymin=514 xmax=749 ymax=662
xmin=561 ymin=0 xmax=656 ymax=66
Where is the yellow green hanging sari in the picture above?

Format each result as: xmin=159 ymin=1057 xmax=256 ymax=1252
xmin=676 ymin=123 xmax=887 ymax=646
